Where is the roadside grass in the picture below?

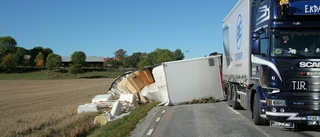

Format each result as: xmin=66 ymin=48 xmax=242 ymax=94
xmin=33 ymin=112 xmax=101 ymax=137
xmin=0 ymin=71 xmax=125 ymax=80
xmin=88 ymin=102 xmax=157 ymax=137
xmin=0 ymin=71 xmax=46 ymax=80
xmin=31 ymin=102 xmax=157 ymax=137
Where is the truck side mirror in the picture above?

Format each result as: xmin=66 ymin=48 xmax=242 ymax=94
xmin=252 ymin=32 xmax=260 ymax=54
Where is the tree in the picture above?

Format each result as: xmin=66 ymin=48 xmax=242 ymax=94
xmin=0 ymin=36 xmax=17 ymax=61
xmin=0 ymin=36 xmax=17 ymax=64
xmin=0 ymin=53 xmax=18 ymax=72
xmin=15 ymin=47 xmax=27 ymax=66
xmin=42 ymin=48 xmax=53 ymax=64
xmin=110 ymin=48 xmax=184 ymax=69
xmin=28 ymin=46 xmax=43 ymax=66
xmin=122 ymin=52 xmax=141 ymax=68
xmin=122 ymin=56 xmax=133 ymax=68
xmin=173 ymin=49 xmax=184 ymax=60
xmin=28 ymin=46 xmax=53 ymax=66
xmin=68 ymin=51 xmax=86 ymax=75
xmin=46 ymin=53 xmax=61 ymax=71
xmin=68 ymin=64 xmax=82 ymax=76
xmin=71 ymin=51 xmax=86 ymax=66
xmin=36 ymin=52 xmax=45 ymax=67
xmin=130 ymin=52 xmax=142 ymax=68
xmin=147 ymin=48 xmax=175 ymax=64
xmin=137 ymin=58 xmax=152 ymax=68
xmin=114 ymin=49 xmax=126 ymax=60
xmin=156 ymin=49 xmax=174 ymax=63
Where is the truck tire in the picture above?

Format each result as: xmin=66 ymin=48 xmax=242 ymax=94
xmin=227 ymin=84 xmax=232 ymax=107
xmin=253 ymin=93 xmax=267 ymax=125
xmin=232 ymin=84 xmax=241 ymax=110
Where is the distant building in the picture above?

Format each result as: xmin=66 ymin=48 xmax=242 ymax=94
xmin=61 ymin=56 xmax=105 ymax=68
xmin=23 ymin=55 xmax=31 ymax=60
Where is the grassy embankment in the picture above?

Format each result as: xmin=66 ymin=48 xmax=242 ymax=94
xmin=89 ymin=102 xmax=157 ymax=137
xmin=37 ymin=103 xmax=157 ymax=137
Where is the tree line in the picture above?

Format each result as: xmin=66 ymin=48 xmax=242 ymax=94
xmin=112 ymin=48 xmax=184 ymax=69
xmin=0 ymin=36 xmax=184 ymax=73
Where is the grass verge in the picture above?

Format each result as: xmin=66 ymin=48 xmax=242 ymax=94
xmin=88 ymin=102 xmax=157 ymax=137
xmin=29 ymin=102 xmax=156 ymax=137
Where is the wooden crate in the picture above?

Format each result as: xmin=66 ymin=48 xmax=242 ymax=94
xmin=134 ymin=69 xmax=155 ymax=86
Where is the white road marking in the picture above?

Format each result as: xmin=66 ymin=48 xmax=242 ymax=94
xmin=156 ymin=117 xmax=161 ymax=122
xmin=147 ymin=129 xmax=154 ymax=136
xmin=228 ymin=107 xmax=240 ymax=114
xmin=227 ymin=105 xmax=272 ymax=137
xmin=162 ymin=110 xmax=166 ymax=113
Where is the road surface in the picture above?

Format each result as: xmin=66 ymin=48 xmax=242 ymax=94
xmin=134 ymin=102 xmax=320 ymax=137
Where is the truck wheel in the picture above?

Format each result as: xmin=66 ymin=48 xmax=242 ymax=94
xmin=253 ymin=93 xmax=267 ymax=125
xmin=232 ymin=84 xmax=241 ymax=110
xmin=227 ymin=84 xmax=232 ymax=107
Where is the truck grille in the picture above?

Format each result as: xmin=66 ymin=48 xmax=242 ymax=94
xmin=287 ymin=92 xmax=320 ymax=112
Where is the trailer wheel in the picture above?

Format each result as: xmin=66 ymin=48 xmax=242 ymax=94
xmin=227 ymin=84 xmax=232 ymax=107
xmin=231 ymin=84 xmax=241 ymax=110
xmin=253 ymin=93 xmax=267 ymax=125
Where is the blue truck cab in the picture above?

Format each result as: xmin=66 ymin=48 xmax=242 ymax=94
xmin=222 ymin=0 xmax=320 ymax=130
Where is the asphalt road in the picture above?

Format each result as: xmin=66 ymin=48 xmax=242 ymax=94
xmin=140 ymin=102 xmax=320 ymax=137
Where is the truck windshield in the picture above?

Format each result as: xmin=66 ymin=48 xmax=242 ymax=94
xmin=271 ymin=30 xmax=320 ymax=58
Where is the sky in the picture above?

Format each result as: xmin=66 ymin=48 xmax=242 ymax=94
xmin=0 ymin=0 xmax=238 ymax=59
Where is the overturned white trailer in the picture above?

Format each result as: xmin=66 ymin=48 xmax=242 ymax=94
xmin=150 ymin=55 xmax=225 ymax=105
xmin=106 ymin=55 xmax=225 ymax=106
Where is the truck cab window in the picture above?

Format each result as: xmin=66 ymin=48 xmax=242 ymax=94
xmin=260 ymin=39 xmax=268 ymax=55
xmin=260 ymin=33 xmax=268 ymax=55
xmin=271 ymin=30 xmax=320 ymax=57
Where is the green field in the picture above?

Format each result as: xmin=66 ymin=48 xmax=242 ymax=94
xmin=0 ymin=71 xmax=125 ymax=80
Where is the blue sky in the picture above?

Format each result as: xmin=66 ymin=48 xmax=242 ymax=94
xmin=0 ymin=0 xmax=238 ymax=59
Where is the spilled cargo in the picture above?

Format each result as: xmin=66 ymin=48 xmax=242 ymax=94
xmin=77 ymin=55 xmax=225 ymax=123
xmin=108 ymin=55 xmax=225 ymax=106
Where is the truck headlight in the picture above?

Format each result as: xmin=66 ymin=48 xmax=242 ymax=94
xmin=267 ymin=99 xmax=286 ymax=106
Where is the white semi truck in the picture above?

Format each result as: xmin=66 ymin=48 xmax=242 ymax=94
xmin=222 ymin=0 xmax=320 ymax=131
